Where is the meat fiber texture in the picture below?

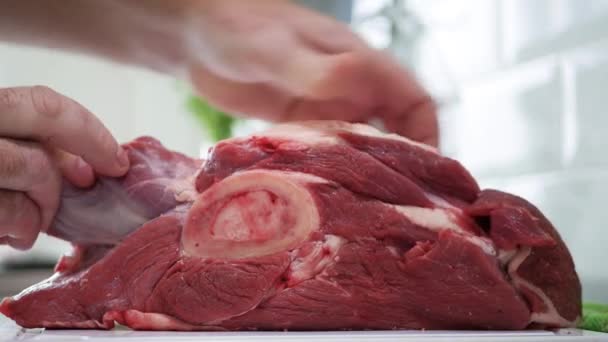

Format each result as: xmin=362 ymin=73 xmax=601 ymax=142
xmin=0 ymin=121 xmax=581 ymax=331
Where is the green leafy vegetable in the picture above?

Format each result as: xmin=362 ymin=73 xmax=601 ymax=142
xmin=579 ymin=302 xmax=608 ymax=332
xmin=186 ymin=94 xmax=238 ymax=142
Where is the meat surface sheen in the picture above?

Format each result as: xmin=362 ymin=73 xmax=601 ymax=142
xmin=0 ymin=121 xmax=581 ymax=331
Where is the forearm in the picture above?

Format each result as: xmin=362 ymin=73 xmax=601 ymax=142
xmin=0 ymin=0 xmax=190 ymax=75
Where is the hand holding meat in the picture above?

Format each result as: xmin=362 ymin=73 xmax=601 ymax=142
xmin=0 ymin=86 xmax=129 ymax=249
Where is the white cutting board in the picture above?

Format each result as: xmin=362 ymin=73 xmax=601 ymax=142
xmin=2 ymin=317 xmax=607 ymax=342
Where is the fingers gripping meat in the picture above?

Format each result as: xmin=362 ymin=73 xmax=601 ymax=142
xmin=47 ymin=137 xmax=201 ymax=244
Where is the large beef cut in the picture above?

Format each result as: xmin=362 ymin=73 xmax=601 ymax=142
xmin=0 ymin=121 xmax=581 ymax=330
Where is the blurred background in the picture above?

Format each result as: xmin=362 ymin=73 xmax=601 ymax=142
xmin=0 ymin=0 xmax=607 ymax=304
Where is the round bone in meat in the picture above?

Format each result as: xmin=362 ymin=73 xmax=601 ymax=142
xmin=182 ymin=170 xmax=325 ymax=259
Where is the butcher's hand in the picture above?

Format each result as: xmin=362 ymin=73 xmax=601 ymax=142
xmin=0 ymin=87 xmax=129 ymax=249
xmin=0 ymin=0 xmax=438 ymax=147
xmin=183 ymin=1 xmax=438 ymax=146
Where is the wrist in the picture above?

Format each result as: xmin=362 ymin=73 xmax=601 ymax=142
xmin=118 ymin=0 xmax=238 ymax=77
xmin=108 ymin=1 xmax=194 ymax=77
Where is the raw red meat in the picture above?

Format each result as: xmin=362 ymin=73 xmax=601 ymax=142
xmin=0 ymin=121 xmax=581 ymax=330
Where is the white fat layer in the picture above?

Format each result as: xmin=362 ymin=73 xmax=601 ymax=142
xmin=386 ymin=246 xmax=400 ymax=257
xmin=256 ymin=124 xmax=341 ymax=145
xmin=497 ymin=249 xmax=518 ymax=266
xmin=425 ymin=192 xmax=459 ymax=210
xmin=392 ymin=205 xmax=495 ymax=256
xmin=347 ymin=122 xmax=438 ymax=153
xmin=268 ymin=170 xmax=329 ymax=185
xmin=258 ymin=121 xmax=438 ymax=153
xmin=40 ymin=319 xmax=109 ymax=329
xmin=170 ymin=174 xmax=198 ymax=202
xmin=393 ymin=206 xmax=463 ymax=232
xmin=508 ymin=247 xmax=578 ymax=327
xmin=289 ymin=235 xmax=346 ymax=285
xmin=465 ymin=236 xmax=496 ymax=256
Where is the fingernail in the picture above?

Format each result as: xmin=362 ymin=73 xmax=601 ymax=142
xmin=116 ymin=147 xmax=130 ymax=169
xmin=73 ymin=157 xmax=95 ymax=187
xmin=75 ymin=157 xmax=89 ymax=172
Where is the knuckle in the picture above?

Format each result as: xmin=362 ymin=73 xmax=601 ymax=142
xmin=97 ymin=125 xmax=114 ymax=149
xmin=0 ymin=140 xmax=52 ymax=185
xmin=330 ymin=53 xmax=365 ymax=76
xmin=0 ymin=191 xmax=29 ymax=226
xmin=0 ymin=139 xmax=27 ymax=179
xmin=11 ymin=192 xmax=31 ymax=218
xmin=0 ymin=191 xmax=40 ymax=250
xmin=0 ymin=191 xmax=20 ymax=220
xmin=309 ymin=53 xmax=365 ymax=96
xmin=74 ymin=105 xmax=93 ymax=131
xmin=27 ymin=149 xmax=54 ymax=185
xmin=29 ymin=85 xmax=64 ymax=118
xmin=78 ymin=108 xmax=112 ymax=159
xmin=0 ymin=87 xmax=23 ymax=110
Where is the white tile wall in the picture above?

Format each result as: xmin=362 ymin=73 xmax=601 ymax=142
xmin=566 ymin=39 xmax=608 ymax=168
xmin=501 ymin=0 xmax=608 ymax=63
xmin=411 ymin=0 xmax=502 ymax=83
xmin=452 ymin=56 xmax=564 ymax=178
